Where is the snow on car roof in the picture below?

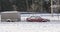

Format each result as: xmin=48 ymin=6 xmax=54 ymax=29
xmin=31 ymin=16 xmax=40 ymax=17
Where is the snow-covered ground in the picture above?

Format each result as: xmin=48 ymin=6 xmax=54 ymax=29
xmin=0 ymin=22 xmax=60 ymax=32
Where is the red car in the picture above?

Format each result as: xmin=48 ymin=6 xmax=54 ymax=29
xmin=26 ymin=16 xmax=50 ymax=22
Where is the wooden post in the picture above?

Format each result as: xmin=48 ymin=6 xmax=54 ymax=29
xmin=51 ymin=0 xmax=53 ymax=17
xmin=26 ymin=0 xmax=29 ymax=11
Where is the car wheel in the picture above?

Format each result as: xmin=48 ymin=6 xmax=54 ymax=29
xmin=7 ymin=20 xmax=10 ymax=22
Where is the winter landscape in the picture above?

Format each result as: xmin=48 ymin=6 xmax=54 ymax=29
xmin=0 ymin=12 xmax=60 ymax=32
xmin=0 ymin=0 xmax=60 ymax=32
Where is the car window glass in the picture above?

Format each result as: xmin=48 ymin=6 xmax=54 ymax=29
xmin=30 ymin=16 xmax=36 ymax=19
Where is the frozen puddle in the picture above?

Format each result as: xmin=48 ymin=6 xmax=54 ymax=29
xmin=0 ymin=22 xmax=60 ymax=32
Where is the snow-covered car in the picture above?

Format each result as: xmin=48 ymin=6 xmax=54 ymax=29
xmin=26 ymin=16 xmax=50 ymax=22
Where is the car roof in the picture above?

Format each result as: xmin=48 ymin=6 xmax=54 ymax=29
xmin=30 ymin=16 xmax=41 ymax=17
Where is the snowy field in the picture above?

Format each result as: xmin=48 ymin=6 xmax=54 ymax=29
xmin=0 ymin=22 xmax=60 ymax=32
xmin=0 ymin=13 xmax=60 ymax=32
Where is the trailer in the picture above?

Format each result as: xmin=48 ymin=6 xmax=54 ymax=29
xmin=1 ymin=11 xmax=20 ymax=22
